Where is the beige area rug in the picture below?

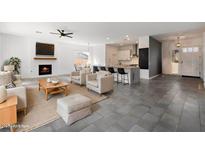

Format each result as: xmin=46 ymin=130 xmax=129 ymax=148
xmin=16 ymin=84 xmax=107 ymax=132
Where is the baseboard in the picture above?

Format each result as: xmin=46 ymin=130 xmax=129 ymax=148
xmin=149 ymin=74 xmax=161 ymax=79
xmin=182 ymin=75 xmax=200 ymax=78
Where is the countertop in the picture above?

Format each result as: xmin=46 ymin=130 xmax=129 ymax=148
xmin=108 ymin=65 xmax=140 ymax=69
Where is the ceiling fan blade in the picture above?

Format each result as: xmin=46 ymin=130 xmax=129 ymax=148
xmin=50 ymin=32 xmax=59 ymax=35
xmin=65 ymin=33 xmax=73 ymax=35
xmin=65 ymin=35 xmax=73 ymax=38
xmin=57 ymin=29 xmax=62 ymax=34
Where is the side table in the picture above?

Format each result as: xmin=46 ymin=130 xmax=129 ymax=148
xmin=0 ymin=96 xmax=17 ymax=132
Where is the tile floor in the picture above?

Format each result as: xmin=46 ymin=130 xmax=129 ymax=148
xmin=1 ymin=75 xmax=205 ymax=132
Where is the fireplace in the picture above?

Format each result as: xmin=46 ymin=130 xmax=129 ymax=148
xmin=39 ymin=64 xmax=52 ymax=75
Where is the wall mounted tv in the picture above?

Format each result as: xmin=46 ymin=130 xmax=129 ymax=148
xmin=36 ymin=42 xmax=55 ymax=56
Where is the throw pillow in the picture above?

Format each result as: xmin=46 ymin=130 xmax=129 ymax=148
xmin=6 ymin=82 xmax=16 ymax=89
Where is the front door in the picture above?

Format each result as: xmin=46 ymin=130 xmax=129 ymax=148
xmin=181 ymin=47 xmax=200 ymax=77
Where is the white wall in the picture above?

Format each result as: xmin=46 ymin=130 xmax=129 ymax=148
xmin=1 ymin=34 xmax=31 ymax=77
xmin=0 ymin=35 xmax=3 ymax=69
xmin=90 ymin=44 xmax=105 ymax=66
xmin=139 ymin=36 xmax=149 ymax=49
xmin=203 ymin=33 xmax=205 ymax=84
xmin=0 ymin=33 xmax=90 ymax=78
xmin=162 ymin=36 xmax=203 ymax=78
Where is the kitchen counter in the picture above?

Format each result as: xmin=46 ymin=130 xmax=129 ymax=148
xmin=111 ymin=65 xmax=139 ymax=68
xmin=109 ymin=65 xmax=140 ymax=85
xmin=113 ymin=66 xmax=139 ymax=69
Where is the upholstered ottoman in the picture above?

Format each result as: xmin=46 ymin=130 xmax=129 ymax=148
xmin=57 ymin=94 xmax=92 ymax=125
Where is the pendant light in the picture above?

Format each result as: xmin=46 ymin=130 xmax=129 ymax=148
xmin=176 ymin=36 xmax=181 ymax=48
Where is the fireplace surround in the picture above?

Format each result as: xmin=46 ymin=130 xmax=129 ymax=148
xmin=39 ymin=64 xmax=52 ymax=75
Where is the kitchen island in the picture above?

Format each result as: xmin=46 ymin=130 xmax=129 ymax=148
xmin=112 ymin=66 xmax=140 ymax=85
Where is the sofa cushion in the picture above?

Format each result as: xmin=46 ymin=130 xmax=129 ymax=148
xmin=57 ymin=94 xmax=91 ymax=114
xmin=71 ymin=76 xmax=80 ymax=80
xmin=96 ymin=71 xmax=111 ymax=78
xmin=96 ymin=71 xmax=111 ymax=83
xmin=87 ymin=80 xmax=98 ymax=88
xmin=81 ymin=68 xmax=91 ymax=74
xmin=0 ymin=71 xmax=12 ymax=86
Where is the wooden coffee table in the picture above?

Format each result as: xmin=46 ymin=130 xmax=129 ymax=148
xmin=39 ymin=79 xmax=70 ymax=101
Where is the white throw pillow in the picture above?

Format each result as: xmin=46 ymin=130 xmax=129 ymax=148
xmin=80 ymin=68 xmax=91 ymax=74
xmin=0 ymin=86 xmax=7 ymax=104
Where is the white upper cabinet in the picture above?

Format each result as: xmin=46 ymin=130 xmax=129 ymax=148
xmin=118 ymin=50 xmax=131 ymax=60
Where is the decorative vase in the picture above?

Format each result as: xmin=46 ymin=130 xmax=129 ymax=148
xmin=47 ymin=78 xmax=51 ymax=83
xmin=0 ymin=86 xmax=7 ymax=104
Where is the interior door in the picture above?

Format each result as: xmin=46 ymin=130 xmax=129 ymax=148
xmin=181 ymin=47 xmax=200 ymax=77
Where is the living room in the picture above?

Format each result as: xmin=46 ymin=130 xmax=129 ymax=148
xmin=1 ymin=22 xmax=205 ymax=133
xmin=2 ymin=0 xmax=205 ymax=153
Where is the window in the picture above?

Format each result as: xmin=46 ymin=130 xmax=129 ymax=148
xmin=182 ymin=48 xmax=187 ymax=53
xmin=182 ymin=47 xmax=199 ymax=53
xmin=187 ymin=47 xmax=192 ymax=52
xmin=193 ymin=47 xmax=199 ymax=52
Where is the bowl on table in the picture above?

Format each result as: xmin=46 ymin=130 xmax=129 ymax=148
xmin=51 ymin=80 xmax=59 ymax=85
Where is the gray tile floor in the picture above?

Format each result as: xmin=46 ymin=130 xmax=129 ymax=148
xmin=1 ymin=75 xmax=205 ymax=132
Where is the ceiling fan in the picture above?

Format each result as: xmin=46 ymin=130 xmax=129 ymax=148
xmin=50 ymin=29 xmax=73 ymax=38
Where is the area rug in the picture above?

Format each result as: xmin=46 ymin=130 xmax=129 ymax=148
xmin=16 ymin=84 xmax=107 ymax=132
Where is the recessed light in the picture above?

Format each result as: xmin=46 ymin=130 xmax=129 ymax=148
xmin=106 ymin=37 xmax=110 ymax=40
xmin=126 ymin=35 xmax=129 ymax=37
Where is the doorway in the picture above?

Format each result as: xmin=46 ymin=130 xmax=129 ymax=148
xmin=181 ymin=47 xmax=200 ymax=77
xmin=171 ymin=49 xmax=180 ymax=75
xmin=171 ymin=47 xmax=201 ymax=77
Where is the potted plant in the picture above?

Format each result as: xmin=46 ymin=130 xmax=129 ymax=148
xmin=8 ymin=57 xmax=21 ymax=74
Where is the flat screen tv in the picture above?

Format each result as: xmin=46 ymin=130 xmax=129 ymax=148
xmin=36 ymin=42 xmax=54 ymax=56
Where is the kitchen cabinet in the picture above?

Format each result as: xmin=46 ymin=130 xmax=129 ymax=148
xmin=118 ymin=50 xmax=131 ymax=61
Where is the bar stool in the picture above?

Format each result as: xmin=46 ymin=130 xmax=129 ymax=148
xmin=117 ymin=68 xmax=129 ymax=85
xmin=100 ymin=66 xmax=106 ymax=71
xmin=108 ymin=67 xmax=118 ymax=81
xmin=93 ymin=66 xmax=99 ymax=73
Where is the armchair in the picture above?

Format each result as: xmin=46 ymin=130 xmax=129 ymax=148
xmin=86 ymin=73 xmax=114 ymax=94
xmin=7 ymin=86 xmax=27 ymax=115
xmin=71 ymin=68 xmax=91 ymax=85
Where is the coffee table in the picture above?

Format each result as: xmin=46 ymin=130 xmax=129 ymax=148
xmin=39 ymin=79 xmax=70 ymax=101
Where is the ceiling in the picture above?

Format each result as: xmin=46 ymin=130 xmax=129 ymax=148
xmin=0 ymin=22 xmax=205 ymax=45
